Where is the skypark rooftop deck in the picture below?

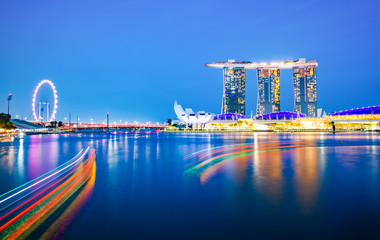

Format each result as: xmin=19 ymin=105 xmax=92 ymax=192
xmin=205 ymin=58 xmax=318 ymax=69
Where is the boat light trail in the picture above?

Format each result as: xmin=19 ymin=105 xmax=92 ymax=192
xmin=184 ymin=141 xmax=308 ymax=184
xmin=0 ymin=149 xmax=84 ymax=200
xmin=0 ymin=148 xmax=89 ymax=205
xmin=0 ymin=148 xmax=96 ymax=240
xmin=183 ymin=140 xmax=301 ymax=159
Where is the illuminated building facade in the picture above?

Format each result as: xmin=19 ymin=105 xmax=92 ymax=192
xmin=293 ymin=62 xmax=317 ymax=117
xmin=222 ymin=67 xmax=246 ymax=115
xmin=256 ymin=68 xmax=280 ymax=115
xmin=213 ymin=113 xmax=245 ymax=121
xmin=205 ymin=59 xmax=318 ymax=117
xmin=328 ymin=106 xmax=380 ymax=116
xmin=256 ymin=111 xmax=305 ymax=120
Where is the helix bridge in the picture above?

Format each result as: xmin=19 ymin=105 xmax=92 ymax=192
xmin=0 ymin=147 xmax=96 ymax=240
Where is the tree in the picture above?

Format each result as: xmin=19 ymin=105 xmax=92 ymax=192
xmin=0 ymin=113 xmax=15 ymax=130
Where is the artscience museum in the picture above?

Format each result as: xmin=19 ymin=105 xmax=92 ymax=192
xmin=174 ymin=101 xmax=214 ymax=125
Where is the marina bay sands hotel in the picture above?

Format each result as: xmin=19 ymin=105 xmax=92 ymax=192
xmin=205 ymin=58 xmax=318 ymax=117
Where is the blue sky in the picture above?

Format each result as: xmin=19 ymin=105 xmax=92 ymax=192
xmin=0 ymin=0 xmax=379 ymax=123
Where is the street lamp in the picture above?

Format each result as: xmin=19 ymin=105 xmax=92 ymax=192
xmin=68 ymin=113 xmax=71 ymax=131
xmin=77 ymin=116 xmax=79 ymax=132
xmin=7 ymin=94 xmax=12 ymax=118
xmin=106 ymin=113 xmax=109 ymax=133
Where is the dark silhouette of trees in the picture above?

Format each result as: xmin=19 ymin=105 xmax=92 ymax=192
xmin=0 ymin=113 xmax=15 ymax=130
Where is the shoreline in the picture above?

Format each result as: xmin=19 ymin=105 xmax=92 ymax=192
xmin=163 ymin=129 xmax=380 ymax=133
xmin=2 ymin=129 xmax=379 ymax=139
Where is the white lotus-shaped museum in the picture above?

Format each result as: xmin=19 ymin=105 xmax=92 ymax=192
xmin=174 ymin=101 xmax=214 ymax=124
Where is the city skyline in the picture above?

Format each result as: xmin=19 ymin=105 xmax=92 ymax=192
xmin=0 ymin=0 xmax=379 ymax=122
xmin=0 ymin=1 xmax=380 ymax=239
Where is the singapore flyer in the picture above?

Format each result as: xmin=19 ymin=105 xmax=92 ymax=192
xmin=32 ymin=80 xmax=58 ymax=122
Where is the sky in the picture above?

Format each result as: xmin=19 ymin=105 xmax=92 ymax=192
xmin=0 ymin=0 xmax=379 ymax=123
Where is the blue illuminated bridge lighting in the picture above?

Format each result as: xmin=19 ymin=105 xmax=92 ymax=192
xmin=256 ymin=111 xmax=306 ymax=120
xmin=329 ymin=106 xmax=380 ymax=116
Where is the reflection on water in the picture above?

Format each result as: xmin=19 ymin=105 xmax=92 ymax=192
xmin=0 ymin=132 xmax=379 ymax=239
xmin=184 ymin=133 xmax=380 ymax=214
xmin=185 ymin=141 xmax=309 ymax=184
xmin=293 ymin=146 xmax=320 ymax=212
xmin=253 ymin=149 xmax=284 ymax=205
xmin=5 ymin=145 xmax=14 ymax=175
xmin=17 ymin=139 xmax=24 ymax=179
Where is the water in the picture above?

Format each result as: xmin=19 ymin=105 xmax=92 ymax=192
xmin=0 ymin=132 xmax=379 ymax=239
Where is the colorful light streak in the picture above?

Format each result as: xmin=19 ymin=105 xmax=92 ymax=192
xmin=40 ymin=160 xmax=96 ymax=239
xmin=0 ymin=148 xmax=96 ymax=240
xmin=185 ymin=141 xmax=308 ymax=184
xmin=183 ymin=140 xmax=301 ymax=160
xmin=0 ymin=148 xmax=87 ymax=206
xmin=0 ymin=148 xmax=91 ymax=224
xmin=187 ymin=141 xmax=300 ymax=168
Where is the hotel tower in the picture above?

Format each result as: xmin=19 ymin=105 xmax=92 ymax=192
xmin=256 ymin=68 xmax=280 ymax=115
xmin=292 ymin=59 xmax=317 ymax=117
xmin=222 ymin=65 xmax=246 ymax=115
xmin=206 ymin=58 xmax=318 ymax=117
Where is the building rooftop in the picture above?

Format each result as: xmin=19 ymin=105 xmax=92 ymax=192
xmin=256 ymin=111 xmax=306 ymax=120
xmin=328 ymin=106 xmax=380 ymax=116
xmin=213 ymin=113 xmax=245 ymax=121
xmin=205 ymin=59 xmax=318 ymax=69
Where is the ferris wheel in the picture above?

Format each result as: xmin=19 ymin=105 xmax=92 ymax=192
xmin=32 ymin=80 xmax=58 ymax=122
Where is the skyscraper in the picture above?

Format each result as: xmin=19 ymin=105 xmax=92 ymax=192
xmin=256 ymin=68 xmax=280 ymax=116
xmin=205 ymin=58 xmax=318 ymax=117
xmin=293 ymin=61 xmax=317 ymax=117
xmin=222 ymin=67 xmax=246 ymax=115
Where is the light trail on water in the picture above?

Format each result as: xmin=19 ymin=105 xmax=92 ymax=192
xmin=0 ymin=147 xmax=97 ymax=240
xmin=184 ymin=141 xmax=309 ymax=184
xmin=183 ymin=140 xmax=301 ymax=160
